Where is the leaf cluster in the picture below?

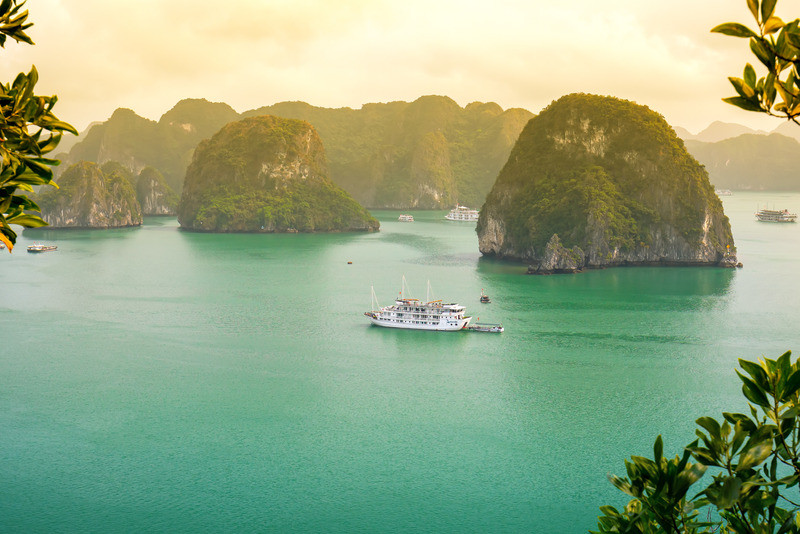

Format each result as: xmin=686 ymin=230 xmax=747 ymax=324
xmin=0 ymin=0 xmax=76 ymax=250
xmin=713 ymin=0 xmax=800 ymax=125
xmin=595 ymin=351 xmax=800 ymax=533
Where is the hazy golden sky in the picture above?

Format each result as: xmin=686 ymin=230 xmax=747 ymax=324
xmin=4 ymin=0 xmax=791 ymax=133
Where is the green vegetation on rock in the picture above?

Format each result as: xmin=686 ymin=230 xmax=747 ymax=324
xmin=60 ymin=96 xmax=533 ymax=210
xmin=63 ymin=99 xmax=239 ymax=193
xmin=178 ymin=115 xmax=379 ymax=233
xmin=478 ymin=93 xmax=736 ymax=269
xmin=245 ymin=96 xmax=533 ymax=208
xmin=35 ymin=161 xmax=142 ymax=228
xmin=136 ymin=167 xmax=178 ymax=215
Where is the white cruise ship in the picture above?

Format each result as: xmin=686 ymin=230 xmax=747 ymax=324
xmin=445 ymin=204 xmax=479 ymax=222
xmin=364 ymin=281 xmax=471 ymax=331
xmin=756 ymin=208 xmax=797 ymax=222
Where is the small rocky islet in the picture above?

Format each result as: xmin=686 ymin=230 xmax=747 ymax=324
xmin=477 ymin=93 xmax=738 ymax=273
xmin=35 ymin=161 xmax=143 ymax=228
xmin=34 ymin=160 xmax=178 ymax=229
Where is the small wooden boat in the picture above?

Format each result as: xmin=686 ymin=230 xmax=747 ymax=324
xmin=480 ymin=289 xmax=490 ymax=303
xmin=466 ymin=323 xmax=504 ymax=333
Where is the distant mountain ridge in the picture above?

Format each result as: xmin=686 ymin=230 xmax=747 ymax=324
xmin=675 ymin=120 xmax=797 ymax=142
xmin=61 ymin=96 xmax=533 ymax=209
xmin=685 ymin=133 xmax=800 ymax=191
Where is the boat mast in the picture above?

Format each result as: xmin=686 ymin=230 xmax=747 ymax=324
xmin=401 ymin=275 xmax=413 ymax=300
xmin=371 ymin=285 xmax=380 ymax=311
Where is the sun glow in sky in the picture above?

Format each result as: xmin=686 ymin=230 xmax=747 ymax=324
xmin=4 ymin=0 xmax=792 ymax=133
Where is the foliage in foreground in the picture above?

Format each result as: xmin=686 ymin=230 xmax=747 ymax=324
xmin=594 ymin=351 xmax=800 ymax=533
xmin=0 ymin=0 xmax=76 ymax=251
xmin=713 ymin=0 xmax=800 ymax=125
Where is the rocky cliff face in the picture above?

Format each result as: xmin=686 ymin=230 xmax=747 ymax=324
xmin=60 ymin=99 xmax=239 ymax=193
xmin=245 ymin=96 xmax=534 ymax=208
xmin=178 ymin=115 xmax=379 ymax=233
xmin=36 ymin=161 xmax=142 ymax=228
xmin=136 ymin=167 xmax=178 ymax=215
xmin=477 ymin=93 xmax=737 ymax=271
xmin=60 ymin=96 xmax=532 ymax=209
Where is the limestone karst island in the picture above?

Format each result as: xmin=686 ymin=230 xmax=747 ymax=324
xmin=177 ymin=115 xmax=379 ymax=233
xmin=477 ymin=93 xmax=738 ymax=273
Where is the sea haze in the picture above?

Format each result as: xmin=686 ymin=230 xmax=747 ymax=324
xmin=2 ymin=193 xmax=799 ymax=533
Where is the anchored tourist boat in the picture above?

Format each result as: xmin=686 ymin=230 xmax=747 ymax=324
xmin=27 ymin=243 xmax=58 ymax=253
xmin=480 ymin=289 xmax=491 ymax=303
xmin=445 ymin=205 xmax=479 ymax=222
xmin=715 ymin=189 xmax=733 ymax=196
xmin=755 ymin=208 xmax=797 ymax=223
xmin=364 ymin=278 xmax=471 ymax=331
xmin=398 ymin=214 xmax=414 ymax=222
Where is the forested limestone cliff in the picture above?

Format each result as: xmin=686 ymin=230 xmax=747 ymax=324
xmin=177 ymin=116 xmax=379 ymax=233
xmin=61 ymin=96 xmax=532 ymax=208
xmin=36 ymin=161 xmax=142 ymax=228
xmin=477 ymin=94 xmax=737 ymax=272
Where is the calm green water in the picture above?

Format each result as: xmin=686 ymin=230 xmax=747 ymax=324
xmin=2 ymin=192 xmax=800 ymax=533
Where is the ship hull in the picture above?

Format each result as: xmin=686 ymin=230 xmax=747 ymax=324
xmin=367 ymin=315 xmax=471 ymax=331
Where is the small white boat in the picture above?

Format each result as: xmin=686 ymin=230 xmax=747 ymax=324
xmin=27 ymin=243 xmax=58 ymax=253
xmin=445 ymin=205 xmax=479 ymax=222
xmin=398 ymin=214 xmax=414 ymax=222
xmin=715 ymin=189 xmax=733 ymax=196
xmin=756 ymin=208 xmax=797 ymax=222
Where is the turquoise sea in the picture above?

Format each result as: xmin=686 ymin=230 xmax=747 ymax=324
xmin=2 ymin=192 xmax=800 ymax=533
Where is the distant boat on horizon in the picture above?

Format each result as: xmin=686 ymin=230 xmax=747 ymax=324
xmin=756 ymin=208 xmax=797 ymax=223
xmin=715 ymin=189 xmax=733 ymax=196
xmin=445 ymin=205 xmax=479 ymax=222
xmin=398 ymin=214 xmax=414 ymax=222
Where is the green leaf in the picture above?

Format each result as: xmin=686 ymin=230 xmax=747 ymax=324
xmin=761 ymin=0 xmax=778 ymax=25
xmin=747 ymin=0 xmax=759 ymax=22
xmin=717 ymin=476 xmax=743 ymax=509
xmin=783 ymin=369 xmax=800 ymax=400
xmin=750 ymin=37 xmax=776 ymax=69
xmin=6 ymin=213 xmax=48 ymax=228
xmin=786 ymin=29 xmax=800 ymax=50
xmin=744 ymin=63 xmax=757 ymax=90
xmin=737 ymin=370 xmax=771 ymax=406
xmin=765 ymin=71 xmax=778 ymax=108
xmin=729 ymin=77 xmax=754 ymax=98
xmin=724 ymin=412 xmax=757 ymax=432
xmin=737 ymin=439 xmax=773 ymax=471
xmin=653 ymin=435 xmax=663 ymax=465
xmin=697 ymin=416 xmax=722 ymax=439
xmin=690 ymin=447 xmax=720 ymax=466
xmin=712 ymin=22 xmax=758 ymax=38
xmin=764 ymin=16 xmax=785 ymax=34
xmin=723 ymin=95 xmax=762 ymax=113
xmin=739 ymin=358 xmax=770 ymax=391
